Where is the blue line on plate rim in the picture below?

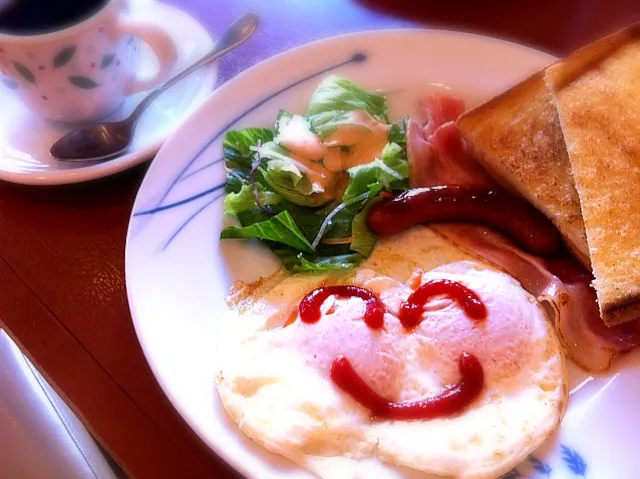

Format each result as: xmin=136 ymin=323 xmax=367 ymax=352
xmin=150 ymin=52 xmax=368 ymax=211
xmin=161 ymin=192 xmax=225 ymax=250
xmin=181 ymin=156 xmax=225 ymax=181
xmin=134 ymin=183 xmax=225 ymax=217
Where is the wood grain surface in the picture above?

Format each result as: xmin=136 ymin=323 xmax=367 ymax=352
xmin=1 ymin=1 xmax=639 ymax=478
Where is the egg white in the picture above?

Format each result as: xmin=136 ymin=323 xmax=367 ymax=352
xmin=216 ymin=227 xmax=568 ymax=479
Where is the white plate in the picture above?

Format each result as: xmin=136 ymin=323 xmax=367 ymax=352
xmin=126 ymin=29 xmax=640 ymax=479
xmin=0 ymin=0 xmax=216 ymax=185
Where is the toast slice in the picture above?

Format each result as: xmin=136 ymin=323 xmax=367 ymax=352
xmin=545 ymin=24 xmax=640 ymax=326
xmin=456 ymin=72 xmax=590 ymax=268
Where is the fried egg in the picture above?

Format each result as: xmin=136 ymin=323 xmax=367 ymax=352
xmin=217 ymin=227 xmax=568 ymax=479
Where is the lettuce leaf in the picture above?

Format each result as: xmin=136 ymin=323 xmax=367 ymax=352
xmin=260 ymin=163 xmax=317 ymax=207
xmin=381 ymin=141 xmax=409 ymax=171
xmin=221 ymin=210 xmax=314 ymax=253
xmin=309 ymin=110 xmax=373 ymax=140
xmin=296 ymin=252 xmax=364 ymax=271
xmin=388 ymin=116 xmax=409 ymax=146
xmin=342 ymin=142 xmax=409 ymax=201
xmin=256 ymin=141 xmax=337 ymax=207
xmin=264 ymin=157 xmax=311 ymax=194
xmin=307 ymin=75 xmax=389 ymax=123
xmin=220 ymin=76 xmax=410 ymax=272
xmin=223 ymin=184 xmax=281 ymax=217
xmin=223 ymin=128 xmax=274 ymax=172
xmin=268 ymin=243 xmax=364 ymax=272
xmin=274 ymin=111 xmax=321 ymax=158
xmin=274 ymin=109 xmax=294 ymax=137
xmin=350 ymin=195 xmax=381 ymax=257
xmin=223 ymin=128 xmax=275 ymax=195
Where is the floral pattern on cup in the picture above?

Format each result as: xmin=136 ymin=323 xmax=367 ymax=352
xmin=12 ymin=60 xmax=36 ymax=84
xmin=3 ymin=42 xmax=124 ymax=93
xmin=1 ymin=77 xmax=18 ymax=90
xmin=0 ymin=0 xmax=177 ymax=122
xmin=2 ymin=35 xmax=135 ymax=93
xmin=53 ymin=46 xmax=77 ymax=69
xmin=1 ymin=29 xmax=129 ymax=118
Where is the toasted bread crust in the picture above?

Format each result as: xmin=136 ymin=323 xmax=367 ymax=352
xmin=603 ymin=295 xmax=640 ymax=327
xmin=546 ymin=24 xmax=640 ymax=326
xmin=456 ymin=72 xmax=590 ymax=268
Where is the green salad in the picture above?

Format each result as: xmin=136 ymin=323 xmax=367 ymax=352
xmin=221 ymin=75 xmax=409 ymax=272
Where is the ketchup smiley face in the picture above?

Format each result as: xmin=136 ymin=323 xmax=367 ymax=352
xmin=400 ymin=279 xmax=487 ymax=329
xmin=299 ymin=285 xmax=385 ymax=329
xmin=296 ymin=281 xmax=486 ymax=420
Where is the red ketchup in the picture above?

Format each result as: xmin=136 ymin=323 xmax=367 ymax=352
xmin=299 ymin=285 xmax=385 ymax=329
xmin=331 ymin=352 xmax=484 ymax=420
xmin=297 ymin=281 xmax=487 ymax=421
xmin=399 ymin=279 xmax=487 ymax=329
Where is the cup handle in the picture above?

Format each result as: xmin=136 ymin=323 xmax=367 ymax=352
xmin=116 ymin=18 xmax=178 ymax=95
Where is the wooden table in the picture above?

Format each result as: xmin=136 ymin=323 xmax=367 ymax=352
xmin=1 ymin=1 xmax=639 ymax=478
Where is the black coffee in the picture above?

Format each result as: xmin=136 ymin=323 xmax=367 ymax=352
xmin=0 ymin=0 xmax=109 ymax=35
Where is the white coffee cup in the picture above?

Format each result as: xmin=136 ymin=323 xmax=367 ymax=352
xmin=0 ymin=0 xmax=178 ymax=122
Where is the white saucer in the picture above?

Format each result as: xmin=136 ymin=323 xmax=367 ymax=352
xmin=0 ymin=0 xmax=217 ymax=185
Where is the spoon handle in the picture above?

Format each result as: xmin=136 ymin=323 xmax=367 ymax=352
xmin=130 ymin=12 xmax=259 ymax=120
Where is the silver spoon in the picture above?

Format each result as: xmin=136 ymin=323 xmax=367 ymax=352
xmin=50 ymin=13 xmax=259 ymax=162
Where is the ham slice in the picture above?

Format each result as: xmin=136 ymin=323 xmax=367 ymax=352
xmin=420 ymin=93 xmax=465 ymax=137
xmin=429 ymin=122 xmax=496 ymax=187
xmin=408 ymin=95 xmax=494 ymax=189
xmin=407 ymin=120 xmax=436 ymax=188
xmin=431 ymin=223 xmax=640 ymax=372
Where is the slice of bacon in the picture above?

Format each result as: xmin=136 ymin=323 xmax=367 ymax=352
xmin=430 ymin=223 xmax=640 ymax=372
